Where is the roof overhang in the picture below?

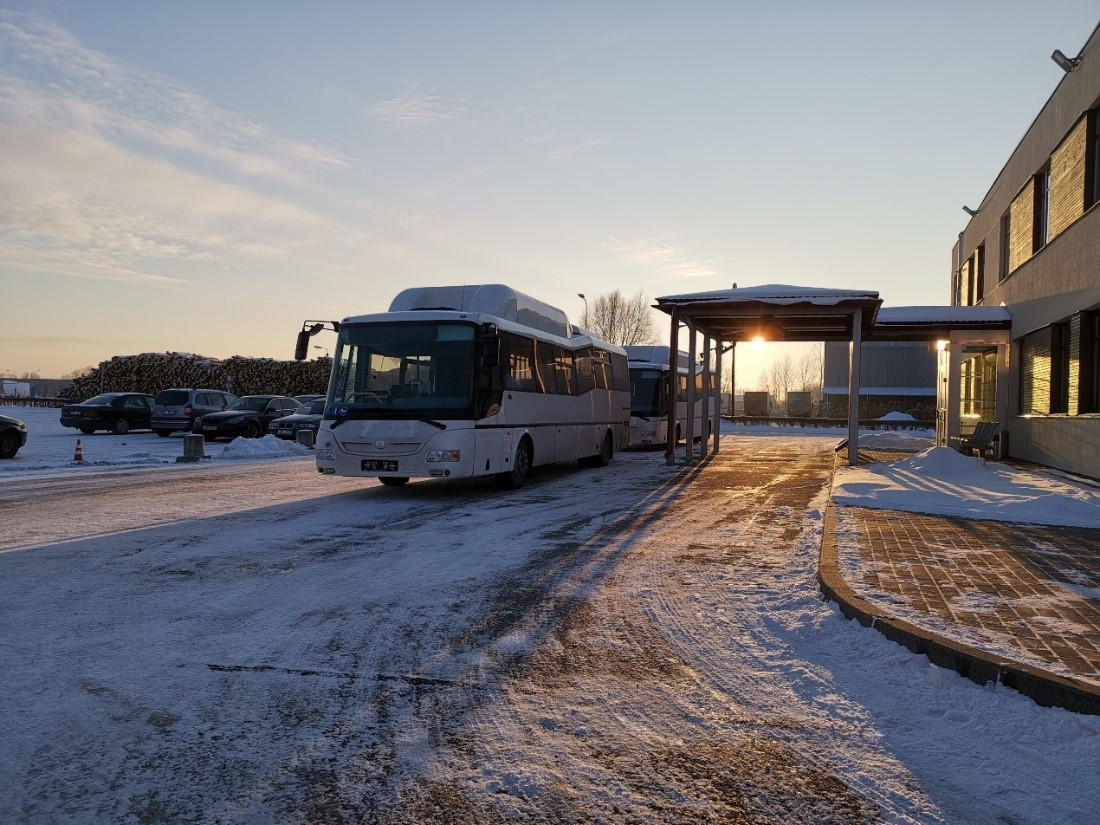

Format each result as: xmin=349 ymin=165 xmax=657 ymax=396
xmin=870 ymin=306 xmax=1012 ymax=341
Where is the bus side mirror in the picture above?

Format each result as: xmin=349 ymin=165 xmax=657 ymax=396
xmin=294 ymin=329 xmax=311 ymax=361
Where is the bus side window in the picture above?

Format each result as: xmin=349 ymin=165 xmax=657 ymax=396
xmin=507 ymin=334 xmax=538 ymax=391
xmin=575 ymin=348 xmax=595 ymax=394
xmin=534 ymin=340 xmax=558 ymax=394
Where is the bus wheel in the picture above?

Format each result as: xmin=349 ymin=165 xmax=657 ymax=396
xmin=379 ymin=476 xmax=409 ymax=487
xmin=496 ymin=438 xmax=531 ymax=490
xmin=590 ymin=431 xmax=613 ymax=468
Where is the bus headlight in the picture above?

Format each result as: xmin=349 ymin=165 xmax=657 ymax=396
xmin=316 ymin=448 xmax=335 ymax=461
xmin=426 ymin=449 xmax=461 ymax=462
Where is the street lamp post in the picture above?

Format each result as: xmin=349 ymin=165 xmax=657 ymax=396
xmin=577 ymin=293 xmax=588 ymax=327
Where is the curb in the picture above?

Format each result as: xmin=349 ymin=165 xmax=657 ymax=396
xmin=818 ymin=502 xmax=1100 ymax=716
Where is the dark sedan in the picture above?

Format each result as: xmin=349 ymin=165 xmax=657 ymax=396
xmin=60 ymin=393 xmax=156 ymax=435
xmin=195 ymin=395 xmax=299 ymax=441
xmin=268 ymin=397 xmax=325 ymax=441
xmin=0 ymin=413 xmax=28 ymax=458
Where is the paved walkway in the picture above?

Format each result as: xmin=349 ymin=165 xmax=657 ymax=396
xmin=820 ymin=448 xmax=1100 ymax=716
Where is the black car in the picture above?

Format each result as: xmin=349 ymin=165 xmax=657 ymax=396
xmin=195 ymin=395 xmax=299 ymax=441
xmin=0 ymin=413 xmax=28 ymax=458
xmin=268 ymin=397 xmax=325 ymax=441
xmin=60 ymin=393 xmax=156 ymax=435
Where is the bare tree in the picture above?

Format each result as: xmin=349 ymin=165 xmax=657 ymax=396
xmin=587 ymin=290 xmax=659 ymax=346
xmin=765 ymin=353 xmax=796 ymax=406
xmin=797 ymin=344 xmax=824 ymax=407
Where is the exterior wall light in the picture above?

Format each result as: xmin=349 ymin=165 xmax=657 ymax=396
xmin=1051 ymin=49 xmax=1082 ymax=73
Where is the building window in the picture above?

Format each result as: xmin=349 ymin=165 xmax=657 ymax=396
xmin=1033 ymin=167 xmax=1050 ymax=252
xmin=999 ymin=214 xmax=1011 ymax=281
xmin=1082 ymin=310 xmax=1100 ymax=414
xmin=975 ymin=244 xmax=985 ymax=303
xmin=1087 ymin=110 xmax=1100 ymax=211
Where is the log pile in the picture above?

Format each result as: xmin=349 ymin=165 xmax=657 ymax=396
xmin=61 ymin=352 xmax=332 ymax=401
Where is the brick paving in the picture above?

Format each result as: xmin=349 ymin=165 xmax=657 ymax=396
xmin=821 ymin=447 xmax=1100 ymax=714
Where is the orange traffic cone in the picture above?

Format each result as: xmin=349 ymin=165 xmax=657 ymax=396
xmin=73 ymin=438 xmax=84 ymax=462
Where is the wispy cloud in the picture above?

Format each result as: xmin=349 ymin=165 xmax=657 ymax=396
xmin=605 ymin=235 xmax=722 ymax=280
xmin=368 ymin=82 xmax=470 ymax=126
xmin=547 ymin=138 xmax=608 ymax=159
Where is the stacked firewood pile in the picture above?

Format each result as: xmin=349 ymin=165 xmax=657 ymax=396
xmin=60 ymin=352 xmax=332 ymax=401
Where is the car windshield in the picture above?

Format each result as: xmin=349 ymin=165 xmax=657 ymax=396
xmin=226 ymin=397 xmax=271 ymax=412
xmin=304 ymin=399 xmax=326 ymax=414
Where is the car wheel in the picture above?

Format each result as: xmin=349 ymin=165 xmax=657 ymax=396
xmin=112 ymin=418 xmax=131 ymax=435
xmin=154 ymin=429 xmax=171 ymax=437
xmin=242 ymin=421 xmax=261 ymax=438
xmin=80 ymin=426 xmax=95 ymax=435
xmin=496 ymin=437 xmax=532 ymax=490
xmin=0 ymin=432 xmax=18 ymax=459
xmin=379 ymin=476 xmax=409 ymax=487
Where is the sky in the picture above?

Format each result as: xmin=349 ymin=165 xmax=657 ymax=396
xmin=3 ymin=2 xmax=1099 ymax=384
xmin=4 ymin=407 xmax=1099 ymax=821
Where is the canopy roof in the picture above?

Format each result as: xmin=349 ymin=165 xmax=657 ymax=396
xmin=654 ymin=284 xmax=882 ymax=342
xmin=653 ymin=284 xmax=1011 ymax=343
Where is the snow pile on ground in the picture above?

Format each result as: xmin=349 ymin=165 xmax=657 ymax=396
xmin=877 ymin=411 xmax=917 ymax=420
xmin=219 ymin=434 xmax=311 ymax=460
xmin=833 ymin=445 xmax=1100 ymax=527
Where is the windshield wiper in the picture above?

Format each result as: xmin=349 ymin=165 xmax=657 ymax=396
xmin=328 ymin=409 xmax=447 ymax=430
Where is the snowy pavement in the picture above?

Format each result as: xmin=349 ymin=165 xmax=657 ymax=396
xmin=2 ymin=407 xmax=1099 ymax=823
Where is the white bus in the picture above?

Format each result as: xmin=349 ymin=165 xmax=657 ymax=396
xmin=625 ymin=345 xmax=716 ymax=447
xmin=300 ymin=284 xmax=630 ymax=489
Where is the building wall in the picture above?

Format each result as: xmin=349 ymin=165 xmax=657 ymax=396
xmin=951 ymin=23 xmax=1100 ymax=479
xmin=824 ymin=341 xmax=937 ymax=388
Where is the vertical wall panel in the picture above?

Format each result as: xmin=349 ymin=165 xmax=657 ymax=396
xmin=1020 ymin=327 xmax=1053 ymax=415
xmin=1009 ymin=180 xmax=1035 ymax=273
xmin=1049 ymin=118 xmax=1088 ymax=241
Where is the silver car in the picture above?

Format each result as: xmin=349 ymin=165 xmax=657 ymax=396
xmin=152 ymin=388 xmax=237 ymax=436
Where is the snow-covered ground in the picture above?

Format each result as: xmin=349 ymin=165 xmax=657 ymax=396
xmin=1 ymin=405 xmax=313 ymax=475
xmin=2 ymin=407 xmax=1099 ymax=822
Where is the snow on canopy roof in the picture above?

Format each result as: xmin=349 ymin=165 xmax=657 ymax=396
xmin=656 ymin=284 xmax=880 ymax=306
xmin=876 ymin=306 xmax=1011 ymax=324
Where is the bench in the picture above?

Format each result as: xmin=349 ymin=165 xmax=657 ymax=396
xmin=953 ymin=420 xmax=1000 ymax=459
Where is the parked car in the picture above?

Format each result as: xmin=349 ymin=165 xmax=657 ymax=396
xmin=152 ymin=388 xmax=238 ymax=436
xmin=60 ymin=393 xmax=156 ymax=435
xmin=194 ymin=395 xmax=299 ymax=441
xmin=0 ymin=413 xmax=28 ymax=458
xmin=293 ymin=394 xmax=325 ymax=404
xmin=269 ymin=397 xmax=325 ymax=441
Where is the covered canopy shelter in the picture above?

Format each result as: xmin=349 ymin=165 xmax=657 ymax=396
xmin=653 ymin=284 xmax=1011 ymax=466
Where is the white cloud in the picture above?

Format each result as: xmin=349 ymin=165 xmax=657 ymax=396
xmin=0 ymin=11 xmax=354 ymax=182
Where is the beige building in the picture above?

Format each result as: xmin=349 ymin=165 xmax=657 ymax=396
xmin=952 ymin=22 xmax=1100 ymax=479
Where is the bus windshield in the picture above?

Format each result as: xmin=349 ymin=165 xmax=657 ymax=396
xmin=630 ymin=368 xmax=664 ymax=416
xmin=327 ymin=321 xmax=478 ymax=419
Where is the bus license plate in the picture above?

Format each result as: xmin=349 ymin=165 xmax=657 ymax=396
xmin=363 ymin=459 xmax=398 ymax=472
